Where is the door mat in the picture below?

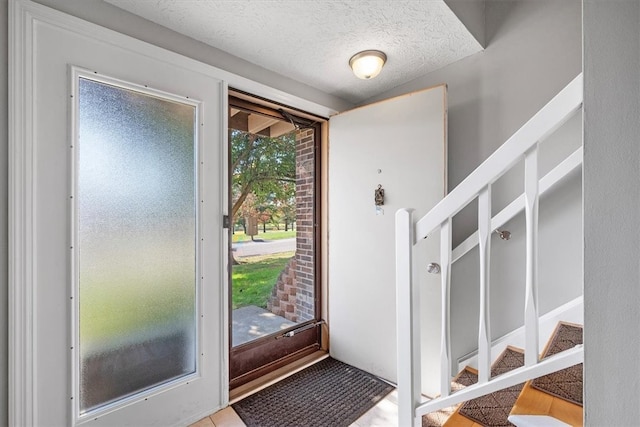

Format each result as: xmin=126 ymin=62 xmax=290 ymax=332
xmin=457 ymin=347 xmax=525 ymax=427
xmin=232 ymin=357 xmax=394 ymax=427
xmin=531 ymin=322 xmax=583 ymax=406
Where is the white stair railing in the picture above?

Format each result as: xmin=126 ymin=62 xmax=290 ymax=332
xmin=396 ymin=74 xmax=584 ymax=427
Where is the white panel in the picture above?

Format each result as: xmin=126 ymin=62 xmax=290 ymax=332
xmin=10 ymin=2 xmax=225 ymax=425
xmin=329 ymin=86 xmax=447 ymax=395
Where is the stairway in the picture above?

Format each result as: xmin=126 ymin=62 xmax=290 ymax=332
xmin=423 ymin=322 xmax=583 ymax=427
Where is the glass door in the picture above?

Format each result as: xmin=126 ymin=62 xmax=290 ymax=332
xmin=76 ymin=75 xmax=199 ymax=414
xmin=228 ymin=93 xmax=323 ymax=388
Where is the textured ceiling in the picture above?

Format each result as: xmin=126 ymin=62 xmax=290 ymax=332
xmin=104 ymin=0 xmax=483 ymax=105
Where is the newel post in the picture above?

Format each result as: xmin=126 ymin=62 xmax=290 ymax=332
xmin=396 ymin=208 xmax=420 ymax=427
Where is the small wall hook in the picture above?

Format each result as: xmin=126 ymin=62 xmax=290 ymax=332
xmin=495 ymin=229 xmax=511 ymax=240
xmin=427 ymin=263 xmax=441 ymax=274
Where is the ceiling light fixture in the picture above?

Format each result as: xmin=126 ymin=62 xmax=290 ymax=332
xmin=349 ymin=50 xmax=387 ymax=80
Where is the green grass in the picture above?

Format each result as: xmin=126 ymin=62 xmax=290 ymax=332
xmin=232 ymin=251 xmax=294 ymax=309
xmin=232 ymin=229 xmax=296 ymax=243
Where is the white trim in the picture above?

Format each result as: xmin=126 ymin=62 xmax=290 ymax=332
xmin=9 ymin=0 xmax=36 ymax=424
xmin=219 ymin=80 xmax=231 ymax=406
xmin=69 ymin=65 xmax=80 ymax=427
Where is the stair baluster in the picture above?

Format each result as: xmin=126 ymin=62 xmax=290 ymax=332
xmin=524 ymin=147 xmax=540 ymax=367
xmin=478 ymin=185 xmax=492 ymax=384
xmin=440 ymin=218 xmax=452 ymax=397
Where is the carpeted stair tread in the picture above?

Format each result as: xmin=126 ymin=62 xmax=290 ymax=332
xmin=531 ymin=322 xmax=583 ymax=406
xmin=232 ymin=357 xmax=394 ymax=427
xmin=455 ymin=346 xmax=525 ymax=427
xmin=423 ymin=367 xmax=479 ymax=427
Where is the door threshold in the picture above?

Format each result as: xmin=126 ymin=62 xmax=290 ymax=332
xmin=229 ymin=350 xmax=329 ymax=404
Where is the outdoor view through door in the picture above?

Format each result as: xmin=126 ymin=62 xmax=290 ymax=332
xmin=229 ymin=94 xmax=321 ymax=387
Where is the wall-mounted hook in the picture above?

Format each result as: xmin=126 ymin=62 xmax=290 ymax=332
xmin=495 ymin=229 xmax=511 ymax=240
xmin=427 ymin=263 xmax=441 ymax=274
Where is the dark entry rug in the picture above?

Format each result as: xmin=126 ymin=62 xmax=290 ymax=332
xmin=232 ymin=357 xmax=394 ymax=427
xmin=457 ymin=347 xmax=525 ymax=427
xmin=531 ymin=322 xmax=583 ymax=406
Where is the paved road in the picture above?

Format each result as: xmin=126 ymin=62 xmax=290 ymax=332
xmin=232 ymin=237 xmax=296 ymax=258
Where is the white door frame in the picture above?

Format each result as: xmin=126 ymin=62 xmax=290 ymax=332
xmin=8 ymin=0 xmax=337 ymax=425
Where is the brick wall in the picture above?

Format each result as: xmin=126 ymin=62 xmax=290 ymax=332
xmin=267 ymin=258 xmax=297 ymax=321
xmin=266 ymin=128 xmax=316 ymax=322
xmin=293 ymin=129 xmax=316 ymax=322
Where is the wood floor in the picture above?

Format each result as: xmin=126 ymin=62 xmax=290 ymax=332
xmin=510 ymin=381 xmax=583 ymax=427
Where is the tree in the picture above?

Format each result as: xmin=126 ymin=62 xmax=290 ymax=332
xmin=272 ymin=183 xmax=296 ymax=231
xmin=256 ymin=205 xmax=272 ymax=233
xmin=231 ymin=130 xmax=296 ymax=221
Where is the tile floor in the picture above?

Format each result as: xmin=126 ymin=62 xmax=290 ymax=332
xmin=189 ymin=390 xmax=399 ymax=427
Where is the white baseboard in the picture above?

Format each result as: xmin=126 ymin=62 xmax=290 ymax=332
xmin=457 ymin=296 xmax=583 ymax=372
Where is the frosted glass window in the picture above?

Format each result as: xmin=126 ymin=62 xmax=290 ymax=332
xmin=77 ymin=78 xmax=197 ymax=413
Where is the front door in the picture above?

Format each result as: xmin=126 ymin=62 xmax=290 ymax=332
xmin=328 ymin=86 xmax=448 ymax=394
xmin=227 ymin=94 xmax=323 ymax=388
xmin=10 ymin=2 xmax=225 ymax=425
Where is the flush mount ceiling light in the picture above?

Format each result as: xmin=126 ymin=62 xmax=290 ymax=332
xmin=349 ymin=50 xmax=387 ymax=80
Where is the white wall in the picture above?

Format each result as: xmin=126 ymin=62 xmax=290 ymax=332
xmin=444 ymin=0 xmax=485 ymax=48
xmin=362 ymin=0 xmax=583 ymax=361
xmin=584 ymin=1 xmax=640 ymax=424
xmin=1 ymin=0 xmax=7 ymax=423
